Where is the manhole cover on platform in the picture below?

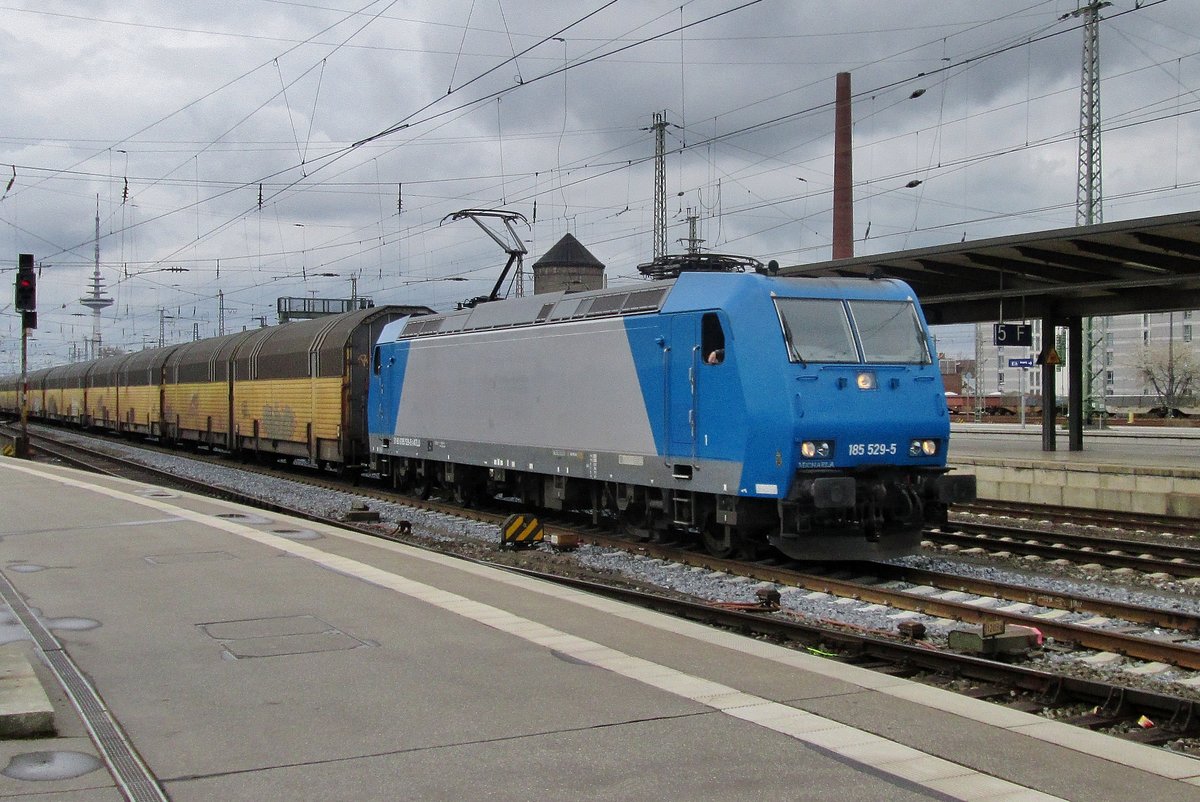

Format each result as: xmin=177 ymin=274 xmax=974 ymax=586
xmin=213 ymin=512 xmax=270 ymax=524
xmin=145 ymin=551 xmax=237 ymax=565
xmin=270 ymin=528 xmax=322 ymax=541
xmin=197 ymin=615 xmax=370 ymax=659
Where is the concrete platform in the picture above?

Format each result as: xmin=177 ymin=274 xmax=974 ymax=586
xmin=0 ymin=644 xmax=54 ymax=738
xmin=1 ymin=456 xmax=1199 ymax=800
xmin=949 ymin=424 xmax=1200 ymax=517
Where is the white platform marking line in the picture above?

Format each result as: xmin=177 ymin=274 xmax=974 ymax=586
xmin=2 ymin=461 xmax=1067 ymax=802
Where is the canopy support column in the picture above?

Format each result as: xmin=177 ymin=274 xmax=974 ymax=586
xmin=1068 ymin=316 xmax=1084 ymax=451
xmin=1040 ymin=313 xmax=1057 ymax=452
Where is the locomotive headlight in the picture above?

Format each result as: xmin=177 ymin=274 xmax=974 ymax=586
xmin=856 ymin=372 xmax=876 ymax=390
xmin=910 ymin=438 xmax=938 ymax=456
xmin=801 ymin=440 xmax=832 ymax=459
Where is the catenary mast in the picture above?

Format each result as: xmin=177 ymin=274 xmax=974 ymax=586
xmin=1074 ymin=2 xmax=1110 ymax=422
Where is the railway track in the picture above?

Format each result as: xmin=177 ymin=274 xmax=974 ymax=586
xmin=867 ymin=562 xmax=1200 ymax=634
xmin=565 ymin=536 xmax=1200 ymax=669
xmin=926 ymin=521 xmax=1200 ymax=577
xmin=14 ymin=424 xmax=1200 ymax=748
xmin=958 ymin=499 xmax=1199 ymax=539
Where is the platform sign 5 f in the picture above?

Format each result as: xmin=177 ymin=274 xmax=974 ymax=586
xmin=993 ymin=323 xmax=1032 ymax=346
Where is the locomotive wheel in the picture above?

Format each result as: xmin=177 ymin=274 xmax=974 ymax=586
xmin=738 ymin=538 xmax=760 ymax=561
xmin=701 ymin=519 xmax=738 ymax=559
xmin=410 ymin=475 xmax=432 ymax=500
xmin=452 ymin=483 xmax=478 ymax=508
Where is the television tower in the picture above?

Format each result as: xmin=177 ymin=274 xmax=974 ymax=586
xmin=79 ymin=195 xmax=114 ymax=360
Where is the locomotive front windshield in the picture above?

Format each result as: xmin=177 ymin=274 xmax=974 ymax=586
xmin=775 ymin=298 xmax=930 ymax=365
xmin=849 ymin=300 xmax=931 ymax=364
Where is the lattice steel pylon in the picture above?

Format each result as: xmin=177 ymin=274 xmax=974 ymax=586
xmin=1074 ymin=2 xmax=1108 ymax=227
xmin=651 ymin=111 xmax=668 ymax=259
xmin=1071 ymin=2 xmax=1111 ymax=421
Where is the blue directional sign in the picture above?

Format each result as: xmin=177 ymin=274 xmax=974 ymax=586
xmin=1008 ymin=358 xmax=1035 ymax=368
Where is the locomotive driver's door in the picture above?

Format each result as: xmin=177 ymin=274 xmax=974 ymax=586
xmin=667 ymin=315 xmax=699 ymax=462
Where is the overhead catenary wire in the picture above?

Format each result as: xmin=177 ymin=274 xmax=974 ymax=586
xmin=3 ymin=0 xmax=397 ymax=210
xmin=0 ymin=1 xmax=1130 ymax=241
xmin=54 ymin=0 xmax=764 ymax=278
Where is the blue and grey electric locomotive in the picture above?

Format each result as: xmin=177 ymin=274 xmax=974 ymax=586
xmin=366 ymin=270 xmax=974 ymax=560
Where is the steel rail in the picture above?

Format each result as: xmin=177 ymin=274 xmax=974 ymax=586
xmin=874 ymin=563 xmax=1200 ymax=635
xmin=958 ymin=500 xmax=1198 ymax=538
xmin=951 ymin=520 xmax=1200 ymax=561
xmin=928 ymin=526 xmax=1200 ymax=577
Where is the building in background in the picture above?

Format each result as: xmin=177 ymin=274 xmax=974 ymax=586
xmin=532 ymin=234 xmax=605 ymax=295
xmin=968 ymin=311 xmax=1199 ymax=416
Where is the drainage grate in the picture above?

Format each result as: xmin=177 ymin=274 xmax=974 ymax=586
xmin=0 ymin=571 xmax=167 ymax=802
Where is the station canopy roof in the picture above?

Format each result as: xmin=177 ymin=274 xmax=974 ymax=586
xmin=777 ymin=210 xmax=1200 ymax=326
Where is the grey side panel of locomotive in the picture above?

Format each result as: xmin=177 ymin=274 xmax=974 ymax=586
xmin=384 ymin=317 xmax=744 ymax=492
xmin=394 ymin=318 xmax=655 ymax=451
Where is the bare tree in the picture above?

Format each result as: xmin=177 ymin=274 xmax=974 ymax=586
xmin=1133 ymin=344 xmax=1197 ymax=414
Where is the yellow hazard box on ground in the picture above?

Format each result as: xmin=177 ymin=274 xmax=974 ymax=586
xmin=501 ymin=513 xmax=543 ymax=549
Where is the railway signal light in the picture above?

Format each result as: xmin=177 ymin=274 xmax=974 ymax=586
xmin=14 ymin=254 xmax=35 ymax=313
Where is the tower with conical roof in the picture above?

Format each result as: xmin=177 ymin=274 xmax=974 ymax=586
xmin=531 ymin=233 xmax=604 ymax=294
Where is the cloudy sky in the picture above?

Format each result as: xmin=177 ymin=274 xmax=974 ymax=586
xmin=2 ymin=0 xmax=1198 ymax=368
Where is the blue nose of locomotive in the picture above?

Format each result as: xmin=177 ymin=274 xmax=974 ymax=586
xmin=791 ymin=365 xmax=949 ymax=469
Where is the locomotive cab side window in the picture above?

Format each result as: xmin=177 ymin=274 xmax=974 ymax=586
xmin=373 ymin=346 xmax=382 ymax=375
xmin=701 ymin=313 xmax=726 ymax=365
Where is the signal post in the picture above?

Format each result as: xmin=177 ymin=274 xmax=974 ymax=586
xmin=13 ymin=253 xmax=36 ymax=458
